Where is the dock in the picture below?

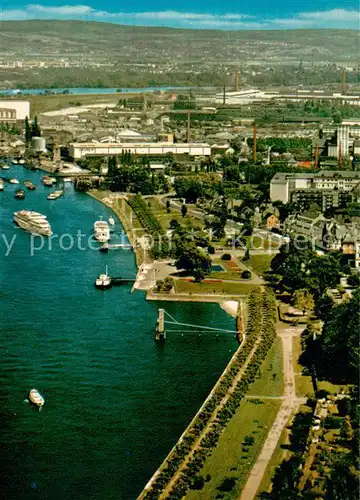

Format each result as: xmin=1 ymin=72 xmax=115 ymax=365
xmin=111 ymin=277 xmax=136 ymax=285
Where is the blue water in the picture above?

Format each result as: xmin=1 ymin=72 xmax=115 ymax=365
xmin=0 ymin=87 xmax=190 ymax=96
xmin=0 ymin=165 xmax=236 ymax=499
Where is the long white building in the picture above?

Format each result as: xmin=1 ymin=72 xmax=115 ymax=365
xmin=69 ymin=142 xmax=212 ymax=160
xmin=0 ymin=100 xmax=30 ymax=121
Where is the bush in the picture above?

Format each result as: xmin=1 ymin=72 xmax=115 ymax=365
xmin=208 ymin=245 xmax=215 ymax=255
xmin=243 ymin=435 xmax=255 ymax=446
xmin=221 ymin=253 xmax=232 ymax=261
xmin=217 ymin=477 xmax=236 ymax=492
xmin=242 ymin=270 xmax=252 ymax=280
xmin=189 ymin=476 xmax=205 ymax=490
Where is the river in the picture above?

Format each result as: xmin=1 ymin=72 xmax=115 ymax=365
xmin=0 ymin=87 xmax=190 ymax=96
xmin=0 ymin=165 xmax=236 ymax=499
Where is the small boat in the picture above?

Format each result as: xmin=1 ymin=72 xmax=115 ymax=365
xmin=42 ymin=176 xmax=56 ymax=187
xmin=0 ymin=179 xmax=4 ymax=191
xmin=47 ymin=190 xmax=64 ymax=200
xmin=95 ymin=266 xmax=112 ymax=289
xmin=9 ymin=178 xmax=19 ymax=184
xmin=109 ymin=217 xmax=115 ymax=226
xmin=2 ymin=165 xmax=10 ymax=170
xmin=63 ymin=178 xmax=72 ymax=183
xmin=99 ymin=243 xmax=109 ymax=253
xmin=18 ymin=159 xmax=25 ymax=165
xmin=11 ymin=159 xmax=18 ymax=165
xmin=15 ymin=189 xmax=25 ymax=199
xmin=24 ymin=180 xmax=36 ymax=190
xmin=25 ymin=388 xmax=45 ymax=411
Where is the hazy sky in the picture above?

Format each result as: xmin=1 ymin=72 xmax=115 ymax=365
xmin=0 ymin=1 xmax=359 ymax=29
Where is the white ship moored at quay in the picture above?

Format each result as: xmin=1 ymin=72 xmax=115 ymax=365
xmin=94 ymin=220 xmax=110 ymax=243
xmin=14 ymin=210 xmax=53 ymax=236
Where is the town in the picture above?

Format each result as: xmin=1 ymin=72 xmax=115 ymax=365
xmin=1 ymin=20 xmax=359 ymax=500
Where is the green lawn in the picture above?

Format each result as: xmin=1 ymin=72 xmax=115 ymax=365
xmin=148 ymin=197 xmax=203 ymax=231
xmin=246 ymin=254 xmax=273 ymax=277
xmin=29 ymin=92 xmax=124 ymax=116
xmin=184 ymin=399 xmax=281 ymax=500
xmin=243 ymin=235 xmax=280 ymax=251
xmin=247 ymin=337 xmax=284 ymax=397
xmin=174 ymin=280 xmax=258 ymax=296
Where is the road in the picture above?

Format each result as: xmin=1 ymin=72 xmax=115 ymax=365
xmin=239 ymin=325 xmax=306 ymax=500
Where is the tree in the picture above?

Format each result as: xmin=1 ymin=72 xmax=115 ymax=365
xmin=31 ymin=115 xmax=41 ymax=137
xmin=24 ymin=116 xmax=31 ymax=143
xmin=175 ymin=243 xmax=211 ymax=281
xmin=166 ymin=200 xmax=171 ymax=213
xmin=292 ymin=289 xmax=315 ymax=315
xmin=340 ymin=415 xmax=354 ymax=441
xmin=181 ymin=204 xmax=188 ymax=218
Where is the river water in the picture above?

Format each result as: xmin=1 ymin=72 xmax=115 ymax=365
xmin=0 ymin=87 xmax=189 ymax=96
xmin=0 ymin=165 xmax=236 ymax=499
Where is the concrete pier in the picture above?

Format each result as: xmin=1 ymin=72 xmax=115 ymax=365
xmin=155 ymin=309 xmax=166 ymax=341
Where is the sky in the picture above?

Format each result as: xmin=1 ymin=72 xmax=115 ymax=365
xmin=0 ymin=1 xmax=359 ymax=29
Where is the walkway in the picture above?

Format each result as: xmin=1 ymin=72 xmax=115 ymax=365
xmin=239 ymin=325 xmax=305 ymax=500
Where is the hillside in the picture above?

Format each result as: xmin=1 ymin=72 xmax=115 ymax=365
xmin=1 ymin=21 xmax=359 ymax=63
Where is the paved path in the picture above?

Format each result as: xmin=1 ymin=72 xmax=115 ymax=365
xmin=239 ymin=326 xmax=305 ymax=500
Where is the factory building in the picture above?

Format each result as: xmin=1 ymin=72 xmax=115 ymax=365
xmin=270 ymin=171 xmax=360 ymax=209
xmin=0 ymin=100 xmax=30 ymax=122
xmin=69 ymin=142 xmax=211 ymax=160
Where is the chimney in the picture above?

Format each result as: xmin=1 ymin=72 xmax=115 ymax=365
xmin=187 ymin=110 xmax=191 ymax=143
xmin=341 ymin=70 xmax=346 ymax=92
xmin=235 ymin=69 xmax=239 ymax=92
xmin=223 ymin=85 xmax=226 ymax=105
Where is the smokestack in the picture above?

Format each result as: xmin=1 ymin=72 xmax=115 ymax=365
xmin=187 ymin=110 xmax=191 ymax=143
xmin=341 ymin=70 xmax=346 ymax=92
xmin=235 ymin=69 xmax=239 ymax=92
xmin=253 ymin=125 xmax=257 ymax=163
xmin=223 ymin=85 xmax=226 ymax=105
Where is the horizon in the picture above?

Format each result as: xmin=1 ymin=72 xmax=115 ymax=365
xmin=0 ymin=3 xmax=359 ymax=30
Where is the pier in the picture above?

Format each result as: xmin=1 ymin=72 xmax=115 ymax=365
xmin=155 ymin=308 xmax=238 ymax=342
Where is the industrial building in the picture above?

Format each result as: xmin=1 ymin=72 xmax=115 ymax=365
xmin=215 ymin=88 xmax=360 ymax=107
xmin=69 ymin=142 xmax=211 ymax=160
xmin=270 ymin=171 xmax=360 ymax=209
xmin=0 ymin=100 xmax=30 ymax=122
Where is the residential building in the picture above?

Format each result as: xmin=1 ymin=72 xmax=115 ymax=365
xmin=270 ymin=171 xmax=360 ymax=210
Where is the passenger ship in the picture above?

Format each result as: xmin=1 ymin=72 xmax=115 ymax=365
xmin=14 ymin=210 xmax=52 ymax=236
xmin=94 ymin=220 xmax=110 ymax=243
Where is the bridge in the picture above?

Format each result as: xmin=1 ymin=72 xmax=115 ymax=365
xmin=155 ymin=308 xmax=238 ymax=342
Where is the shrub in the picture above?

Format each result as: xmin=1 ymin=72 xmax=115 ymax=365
xmin=242 ymin=270 xmax=252 ymax=280
xmin=221 ymin=253 xmax=232 ymax=261
xmin=217 ymin=477 xmax=236 ymax=492
xmin=243 ymin=435 xmax=255 ymax=446
xmin=208 ymin=245 xmax=215 ymax=255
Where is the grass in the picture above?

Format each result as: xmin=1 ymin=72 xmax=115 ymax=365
xmin=147 ymin=197 xmax=202 ymax=231
xmin=243 ymin=235 xmax=280 ymax=251
xmin=246 ymin=254 xmax=273 ymax=277
xmin=184 ymin=399 xmax=281 ymax=500
xmin=21 ymin=93 xmax=128 ymax=117
xmin=210 ymin=258 xmax=248 ymax=281
xmin=247 ymin=337 xmax=284 ymax=397
xmin=174 ymin=280 xmax=258 ymax=296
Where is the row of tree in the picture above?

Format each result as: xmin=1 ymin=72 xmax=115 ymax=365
xmin=24 ymin=116 xmax=41 ymax=143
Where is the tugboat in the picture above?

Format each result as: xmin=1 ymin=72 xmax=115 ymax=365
xmin=24 ymin=388 xmax=45 ymax=411
xmin=15 ymin=189 xmax=25 ymax=199
xmin=95 ymin=266 xmax=112 ymax=289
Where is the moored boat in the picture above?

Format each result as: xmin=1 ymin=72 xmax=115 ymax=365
xmin=42 ymin=176 xmax=56 ymax=187
xmin=11 ymin=159 xmax=18 ymax=165
xmin=15 ymin=189 xmax=25 ymax=199
xmin=99 ymin=243 xmax=109 ymax=253
xmin=47 ymin=189 xmax=64 ymax=200
xmin=24 ymin=180 xmax=36 ymax=190
xmin=0 ymin=179 xmax=4 ymax=191
xmin=9 ymin=178 xmax=19 ymax=184
xmin=109 ymin=217 xmax=115 ymax=226
xmin=18 ymin=159 xmax=25 ymax=165
xmin=94 ymin=220 xmax=110 ymax=243
xmin=95 ymin=266 xmax=112 ymax=289
xmin=2 ymin=164 xmax=10 ymax=170
xmin=14 ymin=210 xmax=52 ymax=236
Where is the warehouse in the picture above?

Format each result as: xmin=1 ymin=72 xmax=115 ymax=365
xmin=0 ymin=100 xmax=30 ymax=121
xmin=69 ymin=142 xmax=212 ymax=159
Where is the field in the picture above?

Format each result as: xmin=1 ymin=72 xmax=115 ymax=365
xmin=147 ymin=197 xmax=203 ymax=231
xmin=174 ymin=280 xmax=258 ymax=296
xmin=247 ymin=337 xmax=283 ymax=397
xmin=245 ymin=254 xmax=273 ymax=277
xmin=184 ymin=399 xmax=281 ymax=499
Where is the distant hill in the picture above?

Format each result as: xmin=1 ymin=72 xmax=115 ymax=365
xmin=1 ymin=21 xmax=359 ymax=63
